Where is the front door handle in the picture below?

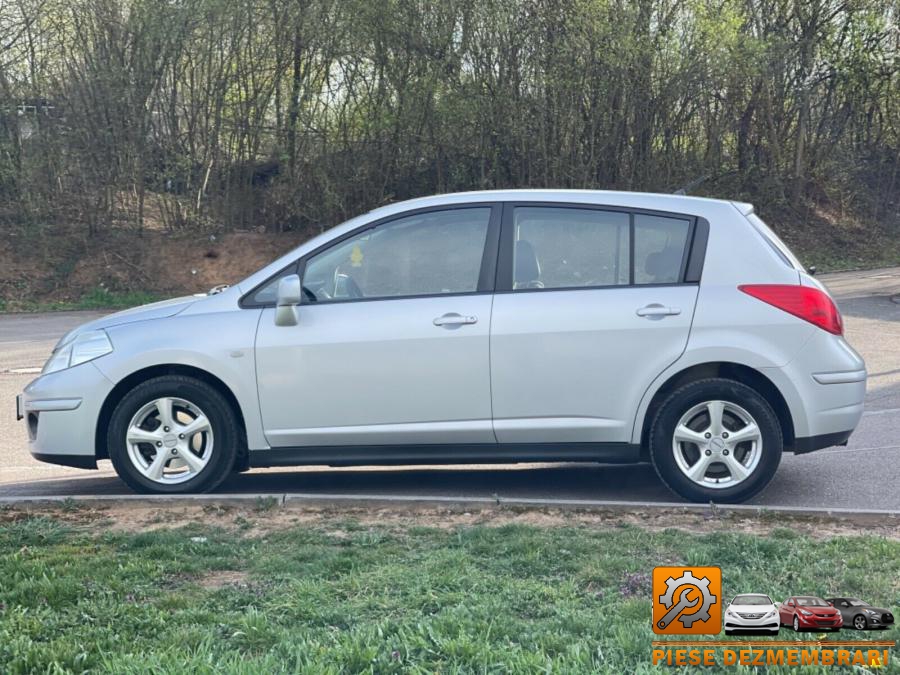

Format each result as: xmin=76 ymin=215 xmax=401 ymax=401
xmin=433 ymin=313 xmax=477 ymax=327
xmin=636 ymin=304 xmax=682 ymax=317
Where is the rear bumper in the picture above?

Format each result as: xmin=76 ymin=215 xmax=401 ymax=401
xmin=790 ymin=429 xmax=853 ymax=455
xmin=762 ymin=331 xmax=866 ymax=444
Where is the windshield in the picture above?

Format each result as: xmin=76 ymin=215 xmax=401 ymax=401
xmin=848 ymin=600 xmax=870 ymax=607
xmin=733 ymin=594 xmax=772 ymax=606
xmin=796 ymin=597 xmax=830 ymax=607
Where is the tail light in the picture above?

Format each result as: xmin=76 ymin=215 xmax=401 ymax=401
xmin=738 ymin=284 xmax=843 ymax=335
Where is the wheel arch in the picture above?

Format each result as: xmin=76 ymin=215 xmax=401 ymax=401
xmin=637 ymin=361 xmax=795 ymax=460
xmin=95 ymin=364 xmax=249 ymax=470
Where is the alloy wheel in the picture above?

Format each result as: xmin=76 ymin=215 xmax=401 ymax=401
xmin=854 ymin=615 xmax=867 ymax=630
xmin=793 ymin=616 xmax=800 ymax=632
xmin=671 ymin=400 xmax=762 ymax=490
xmin=125 ymin=397 xmax=214 ymax=484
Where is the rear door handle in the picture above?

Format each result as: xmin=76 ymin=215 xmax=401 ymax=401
xmin=636 ymin=304 xmax=681 ymax=317
xmin=433 ymin=313 xmax=477 ymax=327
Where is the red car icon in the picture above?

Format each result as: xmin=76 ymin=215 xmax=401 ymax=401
xmin=779 ymin=596 xmax=843 ymax=632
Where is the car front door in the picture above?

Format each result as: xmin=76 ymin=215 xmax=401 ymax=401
xmin=254 ymin=204 xmax=500 ymax=448
xmin=489 ymin=203 xmax=702 ymax=445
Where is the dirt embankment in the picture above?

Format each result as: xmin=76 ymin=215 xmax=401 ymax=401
xmin=0 ymin=227 xmax=308 ymax=308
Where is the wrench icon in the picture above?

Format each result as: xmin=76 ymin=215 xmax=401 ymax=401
xmin=657 ymin=588 xmax=700 ymax=629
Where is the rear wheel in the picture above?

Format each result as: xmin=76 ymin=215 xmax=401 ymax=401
xmin=649 ymin=378 xmax=782 ymax=503
xmin=107 ymin=375 xmax=239 ymax=493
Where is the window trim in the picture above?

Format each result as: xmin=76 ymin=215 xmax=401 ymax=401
xmin=239 ymin=203 xmax=502 ymax=308
xmin=495 ymin=201 xmax=704 ymax=294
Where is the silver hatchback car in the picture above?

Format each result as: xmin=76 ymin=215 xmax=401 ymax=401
xmin=17 ymin=190 xmax=866 ymax=502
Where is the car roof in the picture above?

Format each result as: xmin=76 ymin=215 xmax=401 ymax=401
xmin=360 ymin=189 xmax=753 ymax=220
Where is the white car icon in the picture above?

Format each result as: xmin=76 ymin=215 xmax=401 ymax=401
xmin=724 ymin=594 xmax=780 ymax=635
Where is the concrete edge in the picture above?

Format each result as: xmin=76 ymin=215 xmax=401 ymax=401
xmin=1 ymin=492 xmax=899 ymax=519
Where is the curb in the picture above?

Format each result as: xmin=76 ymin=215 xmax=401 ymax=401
xmin=2 ymin=492 xmax=900 ymax=519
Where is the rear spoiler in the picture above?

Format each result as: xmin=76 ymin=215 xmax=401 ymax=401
xmin=732 ymin=201 xmax=754 ymax=216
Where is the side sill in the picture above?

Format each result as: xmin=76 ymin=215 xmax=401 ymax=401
xmin=789 ymin=430 xmax=853 ymax=455
xmin=31 ymin=453 xmax=98 ymax=470
xmin=249 ymin=443 xmax=642 ymax=468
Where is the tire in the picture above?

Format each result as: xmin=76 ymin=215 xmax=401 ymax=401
xmin=793 ymin=616 xmax=800 ymax=632
xmin=649 ymin=378 xmax=782 ymax=503
xmin=107 ymin=375 xmax=240 ymax=494
xmin=853 ymin=614 xmax=868 ymax=631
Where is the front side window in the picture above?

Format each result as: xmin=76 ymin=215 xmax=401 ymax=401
xmin=512 ymin=207 xmax=630 ymax=290
xmin=302 ymin=208 xmax=490 ymax=302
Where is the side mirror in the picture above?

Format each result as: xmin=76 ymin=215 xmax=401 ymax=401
xmin=274 ymin=274 xmax=302 ymax=326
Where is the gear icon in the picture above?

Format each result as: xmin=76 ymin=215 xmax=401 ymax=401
xmin=658 ymin=570 xmax=717 ymax=628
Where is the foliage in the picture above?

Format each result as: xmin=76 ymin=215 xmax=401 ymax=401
xmin=0 ymin=0 xmax=897 ymax=239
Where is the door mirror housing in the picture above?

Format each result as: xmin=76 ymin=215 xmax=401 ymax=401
xmin=275 ymin=274 xmax=302 ymax=326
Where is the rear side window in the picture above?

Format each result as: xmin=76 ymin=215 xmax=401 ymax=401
xmin=512 ymin=207 xmax=630 ymax=289
xmin=509 ymin=206 xmax=693 ymax=290
xmin=633 ymin=214 xmax=691 ymax=284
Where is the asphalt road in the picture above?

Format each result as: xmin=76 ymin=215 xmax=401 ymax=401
xmin=1 ymin=272 xmax=898 ymax=507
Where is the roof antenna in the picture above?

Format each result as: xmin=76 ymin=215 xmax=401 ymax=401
xmin=673 ymin=174 xmax=712 ymax=195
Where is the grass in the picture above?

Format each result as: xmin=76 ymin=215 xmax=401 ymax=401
xmin=0 ymin=288 xmax=162 ymax=313
xmin=0 ymin=510 xmax=897 ymax=674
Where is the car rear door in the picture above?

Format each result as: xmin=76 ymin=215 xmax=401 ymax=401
xmin=489 ymin=202 xmax=704 ymax=445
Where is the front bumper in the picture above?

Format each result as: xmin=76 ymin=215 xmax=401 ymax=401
xmin=724 ymin=613 xmax=780 ymax=631
xmin=19 ymin=361 xmax=114 ymax=468
xmin=796 ymin=614 xmax=843 ymax=629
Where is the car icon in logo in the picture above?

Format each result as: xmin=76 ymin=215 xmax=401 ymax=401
xmin=778 ymin=596 xmax=843 ymax=632
xmin=724 ymin=594 xmax=780 ymax=635
xmin=826 ymin=598 xmax=895 ymax=631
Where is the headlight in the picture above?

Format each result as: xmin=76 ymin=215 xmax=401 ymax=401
xmin=864 ymin=609 xmax=878 ymax=615
xmin=799 ymin=609 xmax=813 ymax=616
xmin=42 ymin=330 xmax=113 ymax=374
xmin=765 ymin=609 xmax=777 ymax=619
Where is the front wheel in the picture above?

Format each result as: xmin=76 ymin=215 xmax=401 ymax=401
xmin=649 ymin=378 xmax=782 ymax=503
xmin=107 ymin=375 xmax=239 ymax=493
xmin=853 ymin=615 xmax=868 ymax=630
xmin=793 ymin=616 xmax=801 ymax=632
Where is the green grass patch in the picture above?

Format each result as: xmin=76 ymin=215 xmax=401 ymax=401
xmin=0 ymin=516 xmax=897 ymax=673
